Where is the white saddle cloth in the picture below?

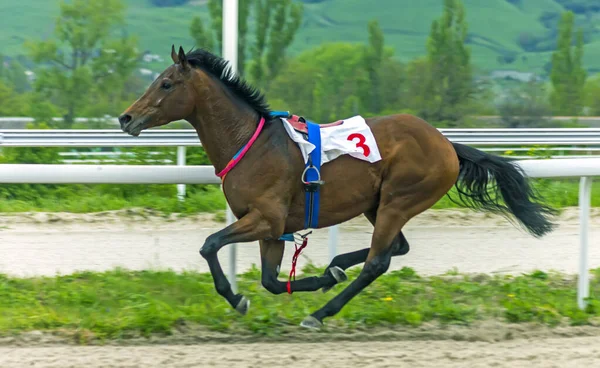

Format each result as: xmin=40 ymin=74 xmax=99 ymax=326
xmin=280 ymin=115 xmax=382 ymax=166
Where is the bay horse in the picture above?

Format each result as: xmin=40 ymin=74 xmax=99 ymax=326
xmin=118 ymin=46 xmax=556 ymax=329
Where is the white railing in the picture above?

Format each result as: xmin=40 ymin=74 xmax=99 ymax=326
xmin=0 ymin=159 xmax=597 ymax=308
xmin=2 ymin=128 xmax=599 ymax=197
xmin=2 ymin=128 xmax=600 ymax=146
xmin=0 ymin=130 xmax=599 ymax=308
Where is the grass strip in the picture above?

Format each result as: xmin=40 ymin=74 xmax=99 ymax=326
xmin=1 ymin=265 xmax=600 ymax=342
xmin=0 ymin=179 xmax=597 ymax=215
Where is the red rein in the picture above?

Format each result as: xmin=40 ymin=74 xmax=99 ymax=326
xmin=216 ymin=116 xmax=266 ymax=180
xmin=287 ymin=236 xmax=309 ymax=294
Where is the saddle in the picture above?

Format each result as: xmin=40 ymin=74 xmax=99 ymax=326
xmin=273 ymin=111 xmax=344 ymax=135
xmin=270 ymin=111 xmax=324 ymax=230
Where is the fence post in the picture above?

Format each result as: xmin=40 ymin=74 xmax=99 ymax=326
xmin=578 ymin=176 xmax=593 ymax=310
xmin=227 ymin=205 xmax=237 ymax=293
xmin=222 ymin=0 xmax=238 ymax=292
xmin=177 ymin=146 xmax=186 ymax=201
xmin=328 ymin=225 xmax=338 ymax=262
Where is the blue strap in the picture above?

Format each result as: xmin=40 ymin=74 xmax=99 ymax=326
xmin=304 ymin=121 xmax=321 ymax=229
xmin=278 ymin=233 xmax=295 ymax=242
xmin=273 ymin=112 xmax=322 ymax=240
xmin=269 ymin=111 xmax=290 ymax=118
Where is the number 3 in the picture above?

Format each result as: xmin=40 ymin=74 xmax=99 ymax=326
xmin=347 ymin=133 xmax=371 ymax=157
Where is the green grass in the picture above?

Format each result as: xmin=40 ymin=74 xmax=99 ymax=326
xmin=0 ymin=178 xmax=596 ymax=215
xmin=3 ymin=0 xmax=600 ymax=75
xmin=0 ymin=184 xmax=226 ymax=214
xmin=433 ymin=178 xmax=600 ymax=209
xmin=1 ymin=265 xmax=600 ymax=342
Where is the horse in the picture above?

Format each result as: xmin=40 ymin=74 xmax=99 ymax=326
xmin=118 ymin=45 xmax=557 ymax=329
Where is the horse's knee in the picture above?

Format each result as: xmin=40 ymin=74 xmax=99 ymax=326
xmin=199 ymin=235 xmax=219 ymax=259
xmin=393 ymin=232 xmax=410 ymax=256
xmin=394 ymin=239 xmax=410 ymax=256
xmin=327 ymin=254 xmax=344 ymax=269
xmin=397 ymin=242 xmax=409 ymax=256
xmin=363 ymin=253 xmax=391 ymax=279
xmin=261 ymin=273 xmax=285 ymax=295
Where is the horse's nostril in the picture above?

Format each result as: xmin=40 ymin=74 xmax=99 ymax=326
xmin=118 ymin=114 xmax=132 ymax=127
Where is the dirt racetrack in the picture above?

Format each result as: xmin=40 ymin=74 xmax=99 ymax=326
xmin=1 ymin=207 xmax=599 ymax=367
xmin=0 ymin=207 xmax=598 ymax=277
xmin=3 ymin=328 xmax=600 ymax=367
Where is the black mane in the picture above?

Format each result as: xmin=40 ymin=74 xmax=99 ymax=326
xmin=185 ymin=48 xmax=272 ymax=119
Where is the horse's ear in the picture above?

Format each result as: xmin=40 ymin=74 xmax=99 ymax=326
xmin=178 ymin=46 xmax=189 ymax=70
xmin=171 ymin=44 xmax=179 ymax=64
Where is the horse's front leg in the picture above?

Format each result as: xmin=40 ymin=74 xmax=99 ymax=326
xmin=259 ymin=238 xmax=347 ymax=294
xmin=199 ymin=207 xmax=274 ymax=315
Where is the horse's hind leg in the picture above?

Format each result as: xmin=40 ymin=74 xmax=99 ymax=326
xmin=321 ymin=210 xmax=409 ymax=293
xmin=300 ymin=199 xmax=408 ymax=329
xmin=259 ymin=239 xmax=346 ymax=294
xmin=321 ymin=232 xmax=409 ymax=292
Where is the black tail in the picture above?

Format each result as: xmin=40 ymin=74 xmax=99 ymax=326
xmin=449 ymin=142 xmax=557 ymax=238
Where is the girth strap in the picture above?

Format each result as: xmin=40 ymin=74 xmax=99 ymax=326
xmin=303 ymin=120 xmax=322 ymax=229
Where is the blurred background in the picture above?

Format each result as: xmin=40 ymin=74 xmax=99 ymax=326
xmin=1 ymin=1 xmax=600 ymax=366
xmin=0 ymin=0 xmax=598 ymax=213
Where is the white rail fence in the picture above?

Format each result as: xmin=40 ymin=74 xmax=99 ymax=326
xmin=0 ymin=129 xmax=599 ymax=309
xmin=2 ymin=128 xmax=600 ymax=197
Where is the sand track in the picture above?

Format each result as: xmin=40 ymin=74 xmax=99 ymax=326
xmin=1 ymin=207 xmax=599 ymax=367
xmin=2 ymin=334 xmax=600 ymax=367
xmin=0 ymin=207 xmax=598 ymax=278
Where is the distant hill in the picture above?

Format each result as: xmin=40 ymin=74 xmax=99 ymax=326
xmin=2 ymin=0 xmax=600 ymax=76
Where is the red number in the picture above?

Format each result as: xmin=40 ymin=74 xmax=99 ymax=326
xmin=347 ymin=133 xmax=371 ymax=157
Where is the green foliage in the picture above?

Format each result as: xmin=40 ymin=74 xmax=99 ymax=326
xmin=420 ymin=0 xmax=475 ymax=124
xmin=550 ymin=11 xmax=587 ymax=115
xmin=7 ymin=0 xmax=600 ymax=76
xmin=555 ymin=0 xmax=600 ymax=13
xmin=189 ymin=15 xmax=214 ymax=53
xmin=0 ymin=140 xmax=225 ymax=214
xmin=1 ymin=267 xmax=599 ymax=340
xmin=583 ymin=74 xmax=600 ymax=115
xmin=0 ymin=81 xmax=31 ymax=116
xmin=432 ymin=177 xmax=600 ymax=209
xmin=497 ymin=79 xmax=554 ymax=127
xmin=364 ymin=19 xmax=385 ymax=114
xmin=0 ymin=0 xmax=597 ymax=218
xmin=267 ymin=42 xmax=372 ymax=122
xmin=0 ymin=57 xmax=30 ymax=93
xmin=249 ymin=0 xmax=303 ymax=88
xmin=189 ymin=0 xmax=303 ymax=83
xmin=150 ymin=0 xmax=189 ymax=6
xmin=24 ymin=0 xmax=140 ymax=126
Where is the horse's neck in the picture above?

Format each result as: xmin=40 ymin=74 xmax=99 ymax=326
xmin=187 ymin=95 xmax=259 ymax=174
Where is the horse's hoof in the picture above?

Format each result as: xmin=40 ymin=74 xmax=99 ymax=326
xmin=300 ymin=315 xmax=323 ymax=330
xmin=322 ymin=266 xmax=348 ymax=293
xmin=235 ymin=296 xmax=250 ymax=315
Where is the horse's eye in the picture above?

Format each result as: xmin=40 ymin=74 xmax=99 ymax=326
xmin=161 ymin=81 xmax=172 ymax=90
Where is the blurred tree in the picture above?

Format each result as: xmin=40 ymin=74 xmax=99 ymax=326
xmin=6 ymin=61 xmax=30 ymax=93
xmin=150 ymin=0 xmax=189 ymax=6
xmin=0 ymin=55 xmax=30 ymax=93
xmin=190 ymin=0 xmax=251 ymax=77
xmin=267 ymin=35 xmax=408 ymax=122
xmin=25 ymin=0 xmax=140 ymax=127
xmin=583 ymin=74 xmax=600 ymax=116
xmin=497 ymin=80 xmax=552 ymax=128
xmin=420 ymin=0 xmax=475 ymax=124
xmin=550 ymin=11 xmax=586 ymax=116
xmin=0 ymin=80 xmax=29 ymax=116
xmin=364 ymin=19 xmax=384 ymax=114
xmin=189 ymin=0 xmax=302 ymax=86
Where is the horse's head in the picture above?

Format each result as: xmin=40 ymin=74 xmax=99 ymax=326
xmin=119 ymin=45 xmax=198 ymax=136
